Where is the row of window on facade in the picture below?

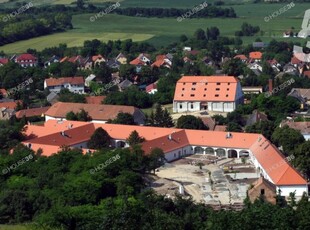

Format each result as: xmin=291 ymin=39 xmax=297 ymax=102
xmin=183 ymin=82 xmax=231 ymax=86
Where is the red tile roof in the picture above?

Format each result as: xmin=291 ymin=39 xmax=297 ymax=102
xmin=15 ymin=106 xmax=50 ymax=119
xmin=0 ymin=58 xmax=9 ymax=65
xmin=249 ymin=136 xmax=306 ymax=185
xmin=16 ymin=54 xmax=36 ymax=61
xmin=22 ymin=119 xmax=307 ymax=186
xmin=174 ymin=76 xmax=239 ymax=102
xmin=45 ymin=77 xmax=84 ymax=87
xmin=130 ymin=58 xmax=145 ymax=65
xmin=85 ymin=96 xmax=106 ymax=104
xmin=249 ymin=52 xmax=262 ymax=59
xmin=92 ymin=54 xmax=105 ymax=62
xmin=303 ymin=70 xmax=310 ymax=78
xmin=27 ymin=123 xmax=95 ymax=147
xmin=0 ymin=100 xmax=22 ymax=110
xmin=151 ymin=59 xmax=165 ymax=68
xmin=234 ymin=54 xmax=248 ymax=60
xmin=214 ymin=125 xmax=227 ymax=132
xmin=0 ymin=88 xmax=7 ymax=96
xmin=45 ymin=102 xmax=138 ymax=121
xmin=141 ymin=130 xmax=190 ymax=154
xmin=146 ymin=83 xmax=157 ymax=93
xmin=291 ymin=55 xmax=303 ymax=65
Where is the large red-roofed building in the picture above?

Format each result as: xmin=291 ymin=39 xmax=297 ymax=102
xmin=173 ymin=76 xmax=244 ymax=113
xmin=21 ymin=119 xmax=308 ymax=197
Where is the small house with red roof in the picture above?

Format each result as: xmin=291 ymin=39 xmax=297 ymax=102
xmin=151 ymin=54 xmax=172 ymax=69
xmin=92 ymin=54 xmax=106 ymax=66
xmin=234 ymin=54 xmax=248 ymax=63
xmin=249 ymin=51 xmax=262 ymax=62
xmin=44 ymin=77 xmax=85 ymax=94
xmin=15 ymin=54 xmax=37 ymax=67
xmin=0 ymin=58 xmax=9 ymax=67
xmin=146 ymin=82 xmax=158 ymax=94
xmin=0 ymin=89 xmax=7 ymax=97
xmin=15 ymin=106 xmax=50 ymax=119
xmin=173 ymin=76 xmax=244 ymax=113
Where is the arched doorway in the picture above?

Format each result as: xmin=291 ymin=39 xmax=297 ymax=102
xmin=215 ymin=148 xmax=226 ymax=157
xmin=228 ymin=149 xmax=238 ymax=158
xmin=205 ymin=147 xmax=215 ymax=155
xmin=194 ymin=146 xmax=204 ymax=154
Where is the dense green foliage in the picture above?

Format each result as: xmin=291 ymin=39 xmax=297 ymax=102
xmin=1 ymin=145 xmax=310 ymax=229
xmin=126 ymin=130 xmax=145 ymax=147
xmin=107 ymin=112 xmax=136 ymax=125
xmin=87 ymin=127 xmax=111 ymax=149
xmin=176 ymin=115 xmax=209 ymax=130
xmin=66 ymin=109 xmax=92 ymax=122
xmin=146 ymin=104 xmax=174 ymax=128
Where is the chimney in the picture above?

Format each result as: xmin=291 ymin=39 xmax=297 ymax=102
xmin=268 ymin=79 xmax=273 ymax=93
xmin=168 ymin=134 xmax=172 ymax=140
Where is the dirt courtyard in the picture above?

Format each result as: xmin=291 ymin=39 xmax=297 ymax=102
xmin=151 ymin=155 xmax=259 ymax=206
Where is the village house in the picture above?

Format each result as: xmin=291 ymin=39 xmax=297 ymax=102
xmin=280 ymin=119 xmax=310 ymax=141
xmin=249 ymin=51 xmax=262 ymax=63
xmin=234 ymin=54 xmax=248 ymax=63
xmin=15 ymin=106 xmax=50 ymax=119
xmin=44 ymin=102 xmax=145 ymax=124
xmin=146 ymin=82 xmax=158 ymax=94
xmin=44 ymin=76 xmax=85 ymax=94
xmin=173 ymin=76 xmax=244 ymax=113
xmin=151 ymin=54 xmax=172 ymax=69
xmin=248 ymin=177 xmax=277 ymax=205
xmin=0 ymin=58 xmax=9 ymax=67
xmin=14 ymin=53 xmax=37 ymax=67
xmin=115 ymin=53 xmax=127 ymax=64
xmin=92 ymin=54 xmax=106 ymax=66
xmin=44 ymin=55 xmax=60 ymax=67
xmin=288 ymin=88 xmax=310 ymax=109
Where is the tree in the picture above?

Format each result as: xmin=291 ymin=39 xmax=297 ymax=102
xmin=226 ymin=122 xmax=242 ymax=132
xmin=66 ymin=111 xmax=77 ymax=121
xmin=194 ymin=28 xmax=206 ymax=40
xmin=293 ymin=141 xmax=310 ymax=179
xmin=180 ymin=34 xmax=188 ymax=42
xmin=87 ymin=127 xmax=111 ymax=149
xmin=176 ymin=115 xmax=208 ymax=130
xmin=206 ymin=27 xmax=220 ymax=40
xmin=126 ymin=130 xmax=145 ymax=146
xmin=245 ymin=120 xmax=275 ymax=140
xmin=149 ymin=104 xmax=174 ymax=127
xmin=77 ymin=109 xmax=92 ymax=122
xmin=271 ymin=125 xmax=305 ymax=154
xmin=107 ymin=112 xmax=136 ymax=125
xmin=223 ymin=58 xmax=246 ymax=77
xmin=147 ymin=148 xmax=165 ymax=174
xmin=76 ymin=0 xmax=84 ymax=9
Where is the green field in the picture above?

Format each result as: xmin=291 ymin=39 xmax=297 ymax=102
xmin=0 ymin=2 xmax=310 ymax=53
xmin=0 ymin=0 xmax=252 ymax=8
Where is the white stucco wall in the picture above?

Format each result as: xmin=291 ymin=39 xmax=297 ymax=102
xmin=173 ymin=101 xmax=201 ymax=113
xmin=277 ymin=185 xmax=308 ymax=197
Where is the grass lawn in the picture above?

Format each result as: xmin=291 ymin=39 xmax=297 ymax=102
xmin=0 ymin=2 xmax=309 ymax=53
xmin=0 ymin=0 xmax=248 ymax=8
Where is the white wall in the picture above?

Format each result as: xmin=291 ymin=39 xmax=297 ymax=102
xmin=277 ymin=185 xmax=308 ymax=197
xmin=173 ymin=101 xmax=201 ymax=113
xmin=165 ymin=146 xmax=192 ymax=162
xmin=208 ymin=102 xmax=235 ymax=112
xmin=45 ymin=83 xmax=85 ymax=94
